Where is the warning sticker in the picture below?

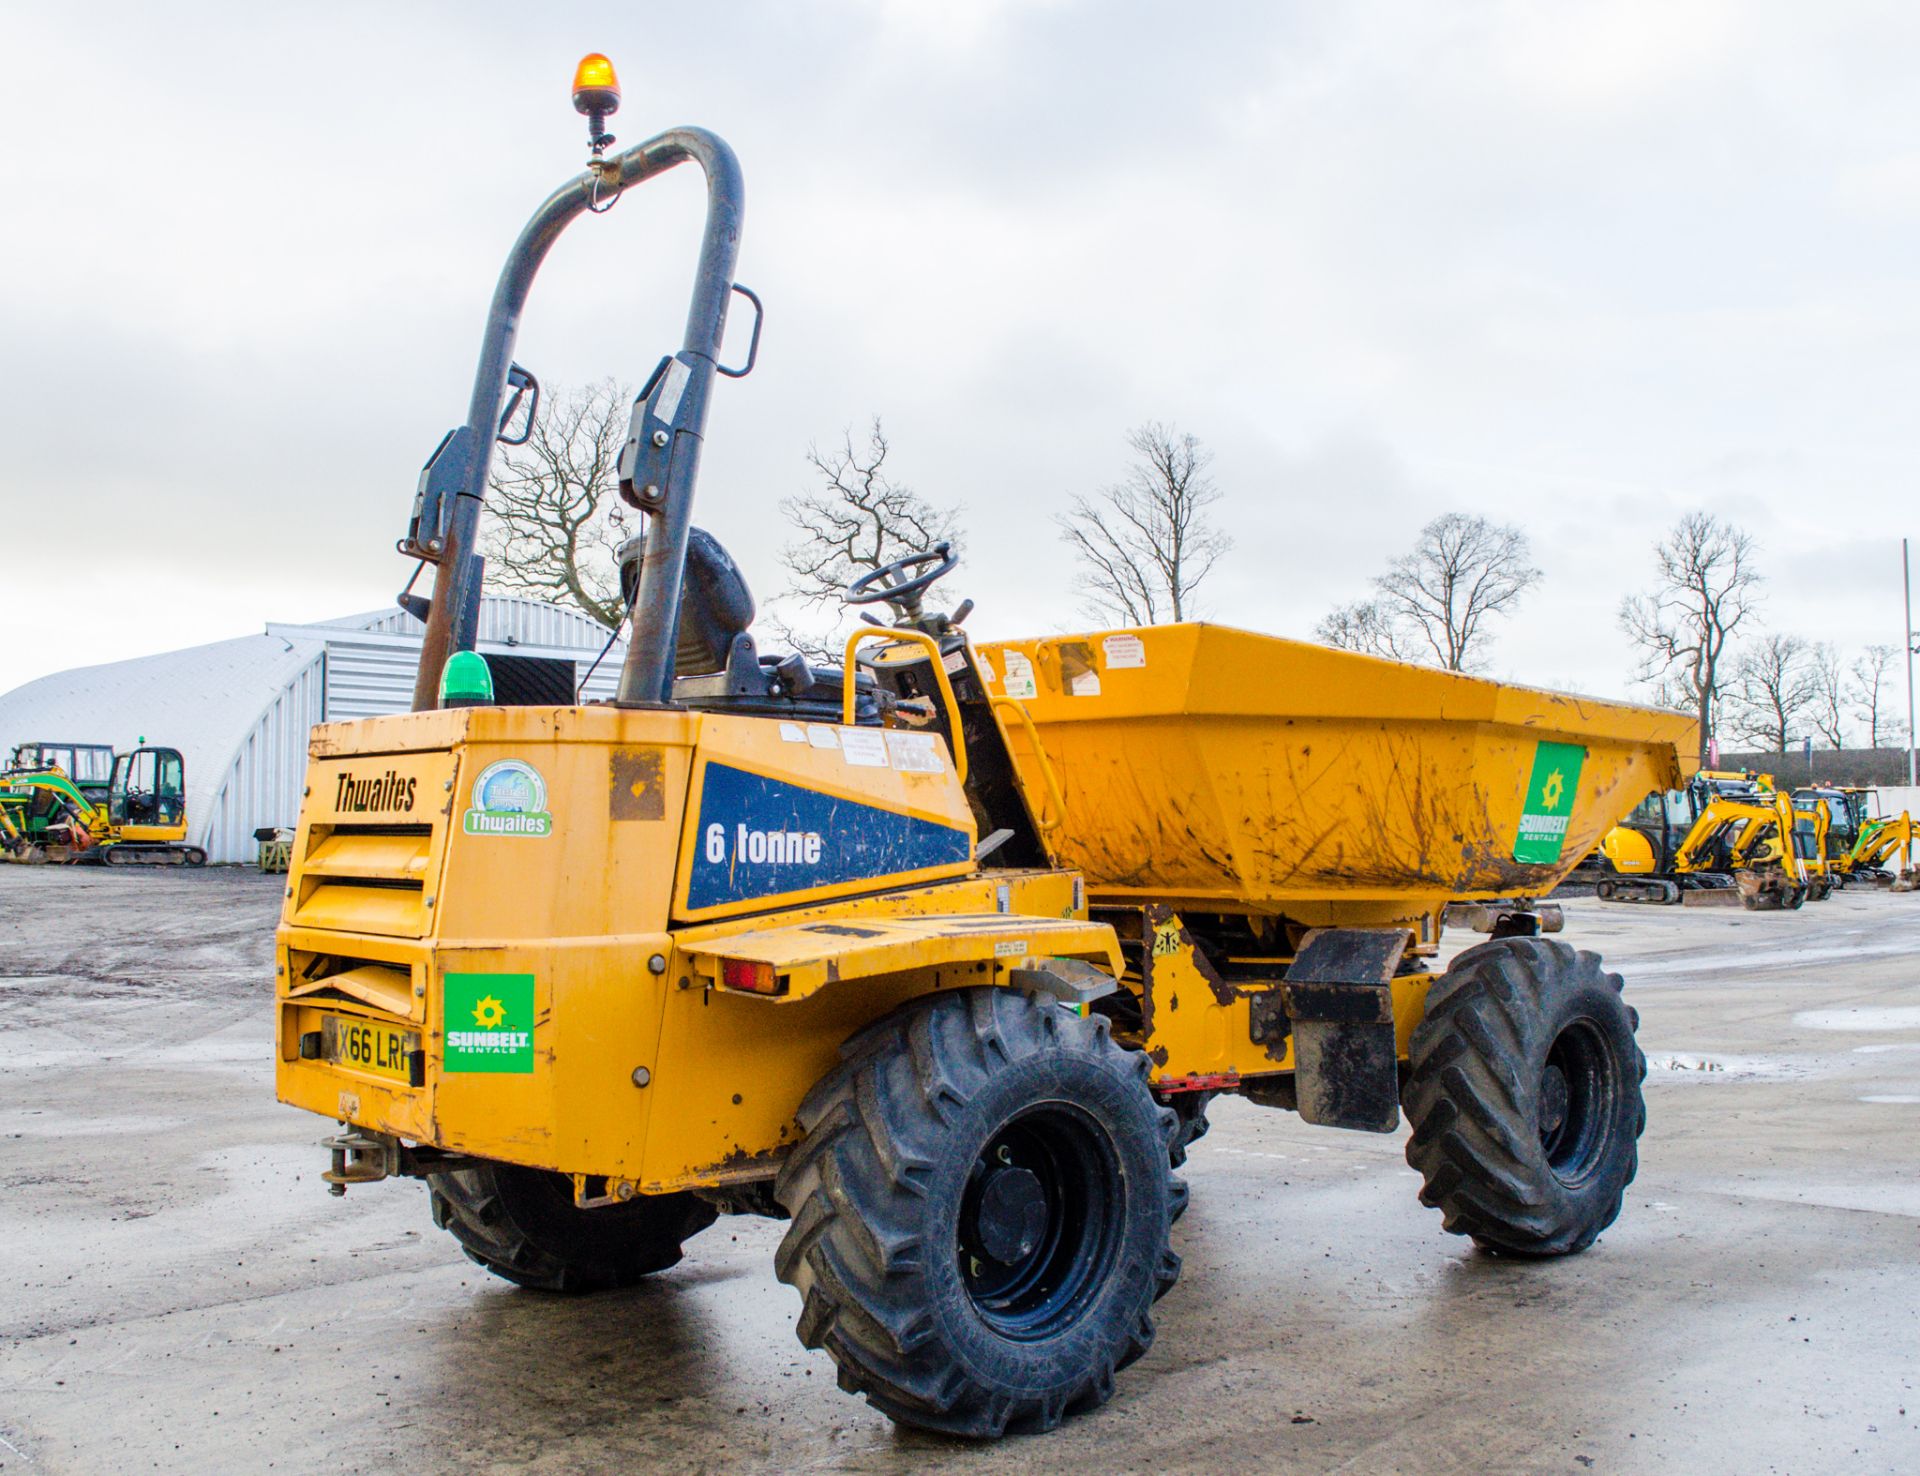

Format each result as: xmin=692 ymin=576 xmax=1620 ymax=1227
xmin=779 ymin=722 xmax=806 ymax=743
xmin=840 ymin=728 xmax=891 ymax=768
xmin=885 ymin=730 xmax=946 ymax=773
xmin=806 ymin=725 xmax=840 ymax=749
xmin=1103 ymin=633 xmax=1146 ymax=669
xmin=655 ymin=358 xmax=691 ymax=422
xmin=1056 ymin=641 xmax=1098 ymax=697
xmin=1001 ymin=650 xmax=1037 ymax=699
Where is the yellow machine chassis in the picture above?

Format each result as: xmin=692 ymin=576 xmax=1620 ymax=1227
xmin=274 ymin=702 xmax=1464 ymax=1194
xmin=273 ymin=622 xmax=1685 ymax=1198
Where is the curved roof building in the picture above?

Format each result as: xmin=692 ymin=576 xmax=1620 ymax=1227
xmin=0 ymin=598 xmax=625 ymax=862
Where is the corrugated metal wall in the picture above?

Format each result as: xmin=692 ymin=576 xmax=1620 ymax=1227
xmin=191 ymin=599 xmax=625 ymax=861
xmin=343 ymin=596 xmax=620 ymax=651
xmin=199 ymin=651 xmax=328 ymax=863
xmin=317 ymin=596 xmax=625 ymax=718
xmin=322 ymin=638 xmax=427 ymax=722
xmin=320 ymin=634 xmax=624 ymax=719
xmin=2 ymin=598 xmax=627 ymax=864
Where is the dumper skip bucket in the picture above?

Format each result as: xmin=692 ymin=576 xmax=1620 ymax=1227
xmin=978 ymin=624 xmax=1693 ymax=929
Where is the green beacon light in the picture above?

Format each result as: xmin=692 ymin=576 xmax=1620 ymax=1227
xmin=440 ymin=651 xmax=494 ymax=709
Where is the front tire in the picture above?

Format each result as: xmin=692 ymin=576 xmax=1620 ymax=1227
xmin=774 ymin=988 xmax=1181 ymax=1438
xmin=1402 ymin=939 xmax=1645 ymax=1257
xmin=428 ymin=1161 xmax=716 ymax=1292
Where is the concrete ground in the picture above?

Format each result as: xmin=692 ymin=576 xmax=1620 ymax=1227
xmin=1 ymin=867 xmax=1916 ymax=1475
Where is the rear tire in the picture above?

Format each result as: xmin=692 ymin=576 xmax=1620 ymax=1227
xmin=774 ymin=987 xmax=1181 ymax=1438
xmin=1160 ymin=1089 xmax=1216 ymax=1166
xmin=1155 ymin=1088 xmax=1214 ymax=1223
xmin=1402 ymin=939 xmax=1645 ymax=1257
xmin=428 ymin=1161 xmax=715 ymax=1292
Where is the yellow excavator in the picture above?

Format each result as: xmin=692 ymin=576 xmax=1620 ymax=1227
xmin=1782 ymin=785 xmax=1859 ymax=883
xmin=1837 ymin=809 xmax=1920 ymax=891
xmin=1597 ymin=774 xmax=1810 ymax=909
xmin=0 ymin=743 xmax=205 ymax=865
xmin=1733 ymin=792 xmax=1832 ymax=900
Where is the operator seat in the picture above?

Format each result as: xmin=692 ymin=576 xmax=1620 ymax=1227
xmin=620 ymin=527 xmax=880 ymax=723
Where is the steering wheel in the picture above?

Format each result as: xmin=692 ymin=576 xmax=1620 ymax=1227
xmin=845 ymin=542 xmax=958 ymax=616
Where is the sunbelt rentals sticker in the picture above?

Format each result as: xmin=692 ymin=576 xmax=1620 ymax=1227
xmin=1513 ymin=741 xmax=1587 ymax=865
xmin=464 ymin=759 xmax=551 ymax=837
xmin=443 ymin=972 xmax=535 ymax=1073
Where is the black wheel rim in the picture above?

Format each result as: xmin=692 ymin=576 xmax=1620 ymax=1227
xmin=958 ymin=1102 xmax=1122 ymax=1340
xmin=1538 ymin=1018 xmax=1617 ymax=1186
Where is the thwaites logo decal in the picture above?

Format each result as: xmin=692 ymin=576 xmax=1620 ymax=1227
xmin=443 ymin=972 xmax=535 ymax=1073
xmin=463 ymin=759 xmax=552 ymax=838
xmin=687 ymin=763 xmax=971 ymax=910
xmin=1513 ymin=742 xmax=1587 ymax=865
xmin=333 ymin=768 xmax=417 ymax=813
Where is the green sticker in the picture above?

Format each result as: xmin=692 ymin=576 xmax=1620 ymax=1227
xmin=463 ymin=759 xmax=553 ymax=838
xmin=1514 ymin=741 xmax=1587 ymax=865
xmin=443 ymin=972 xmax=535 ymax=1074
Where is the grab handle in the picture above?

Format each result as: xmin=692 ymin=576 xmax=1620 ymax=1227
xmin=988 ymin=695 xmax=1065 ymax=834
xmin=842 ymin=628 xmax=968 ymax=787
xmin=716 ymin=284 xmax=763 ymax=378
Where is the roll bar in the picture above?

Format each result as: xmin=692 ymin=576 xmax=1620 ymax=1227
xmin=410 ymin=128 xmax=745 ymax=711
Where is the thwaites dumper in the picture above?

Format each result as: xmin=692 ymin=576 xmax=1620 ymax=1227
xmin=276 ymin=58 xmax=1692 ymax=1438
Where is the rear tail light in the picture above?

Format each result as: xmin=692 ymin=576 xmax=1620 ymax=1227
xmin=721 ymin=958 xmax=782 ymax=995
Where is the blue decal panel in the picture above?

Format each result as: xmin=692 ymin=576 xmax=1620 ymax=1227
xmin=686 ymin=763 xmax=972 ymax=911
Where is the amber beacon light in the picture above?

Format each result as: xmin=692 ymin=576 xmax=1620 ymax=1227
xmin=573 ymin=53 xmax=621 ymax=155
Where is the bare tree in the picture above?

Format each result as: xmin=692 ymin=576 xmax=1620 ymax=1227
xmin=1618 ymin=512 xmax=1761 ymax=765
xmin=1808 ymin=642 xmax=1848 ymax=749
xmin=1850 ymin=644 xmax=1901 ymax=748
xmin=1314 ymin=599 xmax=1415 ymax=660
xmin=481 ymin=378 xmax=630 ymax=628
xmin=772 ymin=419 xmax=962 ymax=659
xmin=1058 ymin=422 xmax=1230 ymax=625
xmin=1367 ymin=513 xmax=1541 ymax=671
xmin=1727 ymin=634 xmax=1819 ymax=753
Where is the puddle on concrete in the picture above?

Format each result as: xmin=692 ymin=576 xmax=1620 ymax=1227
xmin=1792 ymin=1007 xmax=1920 ymax=1032
xmin=1859 ymin=1094 xmax=1920 ymax=1104
xmin=1642 ymin=1050 xmax=1823 ymax=1081
xmin=1852 ymin=1043 xmax=1920 ymax=1054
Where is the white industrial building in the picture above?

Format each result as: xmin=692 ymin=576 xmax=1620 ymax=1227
xmin=0 ymin=598 xmax=625 ymax=863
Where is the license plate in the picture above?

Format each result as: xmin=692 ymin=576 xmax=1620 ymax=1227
xmin=321 ymin=1013 xmax=419 ymax=1084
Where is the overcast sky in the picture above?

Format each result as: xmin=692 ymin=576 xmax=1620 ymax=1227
xmin=4 ymin=1 xmax=1919 ymax=714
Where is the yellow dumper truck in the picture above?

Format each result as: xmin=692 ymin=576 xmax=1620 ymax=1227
xmin=274 ymin=58 xmax=1692 ymax=1438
